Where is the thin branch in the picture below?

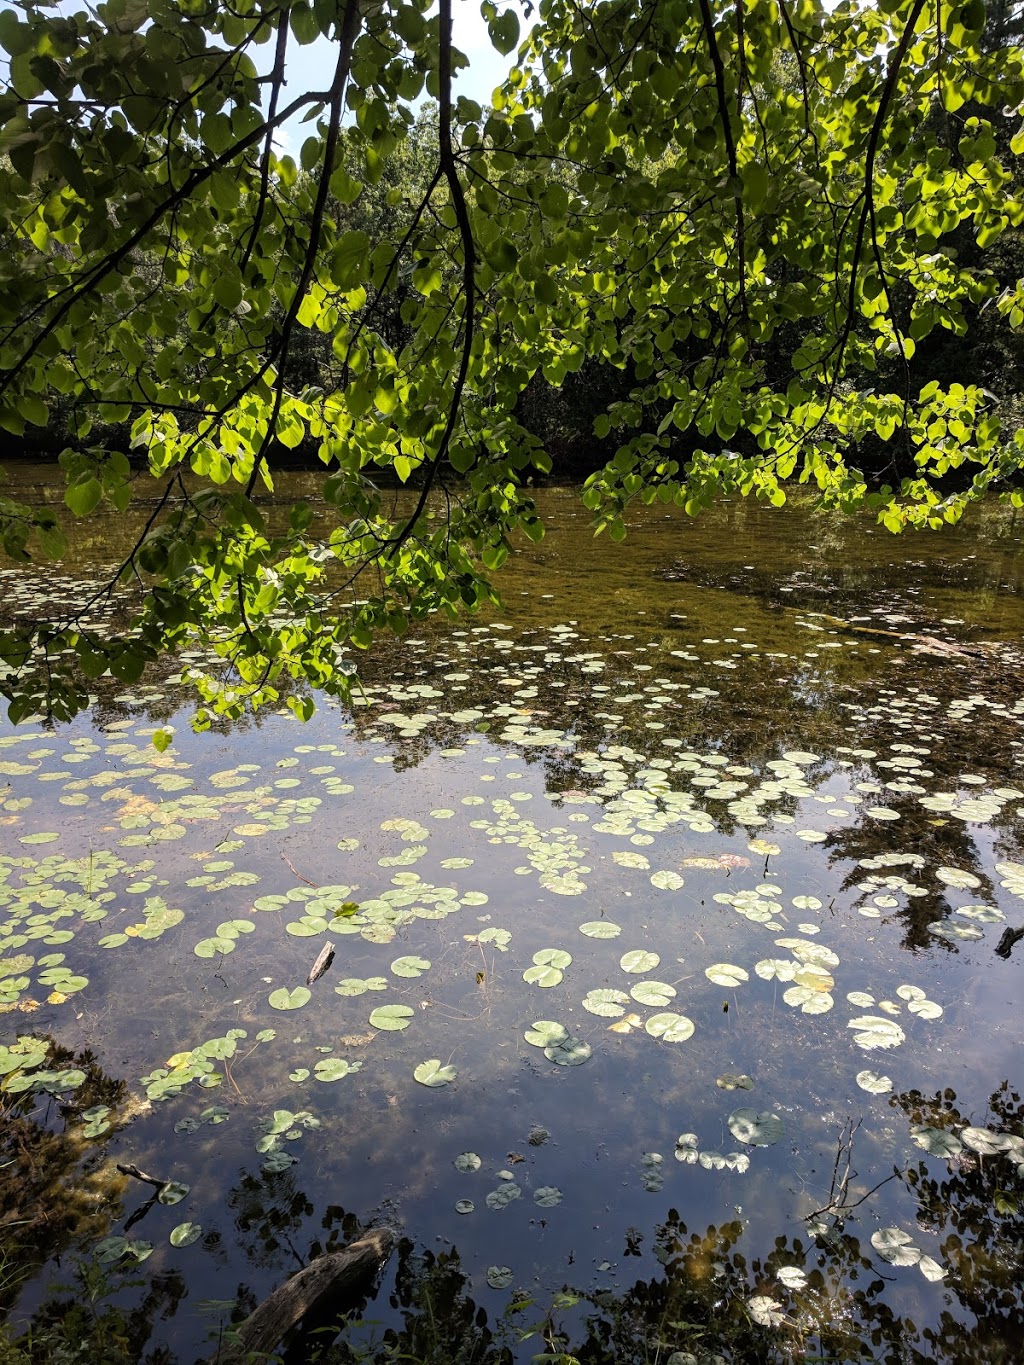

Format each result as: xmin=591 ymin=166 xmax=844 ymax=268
xmin=384 ymin=0 xmax=476 ymax=558
xmin=697 ymin=0 xmax=746 ymax=323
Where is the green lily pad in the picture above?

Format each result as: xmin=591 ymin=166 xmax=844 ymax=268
xmin=962 ymin=1125 xmax=1014 ymax=1156
xmin=705 ymin=963 xmax=749 ymax=987
xmin=620 ymin=950 xmax=660 ymax=973
xmin=716 ymin=1072 xmax=754 ymax=1091
xmin=391 ymin=955 xmax=431 ymax=978
xmin=524 ymin=1020 xmax=568 ymax=1047
xmin=533 ymin=948 xmax=572 ymax=969
xmin=650 ymin=870 xmax=685 ymax=891
xmin=370 ymin=1004 xmax=415 ymax=1031
xmin=158 ymin=1181 xmax=190 ymax=1206
xmin=871 ymin=1227 xmax=920 ymax=1267
xmin=855 ymin=1070 xmax=893 ymax=1094
xmin=728 ymin=1108 xmax=784 ymax=1147
xmin=910 ymin=1124 xmax=963 ymax=1158
xmin=533 ymin=1186 xmax=562 ymax=1207
xmin=454 ymin=1152 xmax=481 ymax=1172
xmin=579 ymin=920 xmax=622 ymax=939
xmin=630 ymin=981 xmax=676 ymax=1007
xmin=582 ymin=988 xmax=629 ymax=1018
xmin=414 ymin=1058 xmax=457 ymax=1087
xmin=334 ymin=977 xmax=388 ymax=996
xmin=269 ymin=986 xmax=311 ymax=1011
xmin=847 ymin=1015 xmax=905 ymax=1051
xmin=455 ymin=1199 xmax=474 ymax=1214
xmin=194 ymin=936 xmax=235 ymax=958
xmin=544 ymin=1036 xmax=592 ymax=1066
xmin=314 ymin=1058 xmax=361 ymax=1081
xmin=486 ymin=1265 xmax=513 ymax=1288
xmin=645 ymin=1012 xmax=695 ymax=1042
xmin=169 ymin=1222 xmax=202 ymax=1248
xmin=485 ymin=1182 xmax=521 ymax=1210
xmin=523 ymin=964 xmax=564 ymax=988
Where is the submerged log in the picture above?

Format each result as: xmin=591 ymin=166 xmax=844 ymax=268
xmin=208 ymin=1226 xmax=395 ymax=1364
xmin=996 ymin=925 xmax=1024 ymax=960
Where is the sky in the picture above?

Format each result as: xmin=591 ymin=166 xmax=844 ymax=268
xmin=273 ymin=1 xmax=518 ymax=152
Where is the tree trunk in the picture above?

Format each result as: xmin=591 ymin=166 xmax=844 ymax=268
xmin=208 ymin=1226 xmax=395 ymax=1363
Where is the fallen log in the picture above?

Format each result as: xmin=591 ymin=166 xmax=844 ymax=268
xmin=208 ymin=1226 xmax=395 ymax=1364
xmin=307 ymin=940 xmax=336 ymax=985
xmin=996 ymin=925 xmax=1024 ymax=961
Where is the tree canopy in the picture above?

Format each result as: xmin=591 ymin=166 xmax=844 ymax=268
xmin=1 ymin=0 xmax=1024 ymax=725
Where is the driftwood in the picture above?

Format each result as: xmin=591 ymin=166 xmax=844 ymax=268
xmin=306 ymin=940 xmax=336 ymax=985
xmin=116 ymin=1162 xmax=168 ymax=1190
xmin=208 ymin=1226 xmax=395 ymax=1364
xmin=996 ymin=925 xmax=1024 ymax=960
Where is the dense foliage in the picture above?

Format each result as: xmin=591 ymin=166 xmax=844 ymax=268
xmin=2 ymin=0 xmax=1024 ymax=723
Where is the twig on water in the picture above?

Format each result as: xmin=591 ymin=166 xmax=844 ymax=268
xmin=281 ymin=851 xmax=319 ymax=887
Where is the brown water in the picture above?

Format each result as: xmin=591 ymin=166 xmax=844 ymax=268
xmin=1 ymin=472 xmax=1023 ymax=1364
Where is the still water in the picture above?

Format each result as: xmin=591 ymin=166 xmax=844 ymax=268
xmin=1 ymin=474 xmax=1023 ymax=1363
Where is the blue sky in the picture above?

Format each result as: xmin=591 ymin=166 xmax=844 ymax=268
xmin=273 ymin=0 xmax=518 ymax=152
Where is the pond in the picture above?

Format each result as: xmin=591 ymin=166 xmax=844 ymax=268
xmin=1 ymin=473 xmax=1023 ymax=1364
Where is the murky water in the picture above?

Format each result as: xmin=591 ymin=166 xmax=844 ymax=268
xmin=1 ymin=472 xmax=1023 ymax=1363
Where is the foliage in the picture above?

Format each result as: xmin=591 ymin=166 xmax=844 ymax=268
xmin=3 ymin=0 xmax=1024 ymax=722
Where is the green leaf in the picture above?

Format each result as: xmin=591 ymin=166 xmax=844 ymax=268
xmin=414 ymin=1058 xmax=457 ymax=1087
xmin=169 ymin=1222 xmax=202 ymax=1247
xmin=269 ymin=986 xmax=311 ymax=1011
xmin=369 ymin=1003 xmax=414 ymax=1031
xmin=489 ymin=9 xmax=520 ymax=54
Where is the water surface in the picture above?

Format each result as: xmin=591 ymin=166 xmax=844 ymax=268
xmin=1 ymin=475 xmax=1023 ymax=1363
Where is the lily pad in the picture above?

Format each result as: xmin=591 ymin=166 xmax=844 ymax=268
xmin=716 ymin=1072 xmax=754 ymax=1091
xmin=391 ymin=955 xmax=431 ymax=978
xmin=544 ymin=1036 xmax=592 ymax=1066
xmin=414 ymin=1058 xmax=457 ymax=1087
xmin=936 ymin=867 xmax=981 ymax=890
xmin=579 ymin=920 xmax=622 ymax=939
xmin=620 ymin=950 xmax=660 ymax=973
xmin=486 ymin=1265 xmax=514 ymax=1288
xmin=533 ymin=1186 xmax=562 ymax=1206
xmin=728 ymin=1108 xmax=784 ymax=1147
xmin=169 ymin=1222 xmax=202 ymax=1248
xmin=630 ymin=980 xmax=676 ymax=1007
xmin=524 ymin=1020 xmax=569 ymax=1048
xmin=370 ymin=1004 xmax=415 ymax=1032
xmin=910 ymin=1125 xmax=963 ymax=1158
xmin=855 ymin=1070 xmax=893 ymax=1094
xmin=157 ymin=1181 xmax=190 ymax=1206
xmin=747 ymin=1295 xmax=787 ymax=1327
xmin=705 ymin=963 xmax=749 ymax=987
xmin=454 ymin=1152 xmax=481 ymax=1172
xmin=870 ymin=1227 xmax=921 ymax=1267
xmin=269 ymin=986 xmax=311 ymax=1012
xmin=961 ymin=1125 xmax=1014 ymax=1156
xmin=533 ymin=948 xmax=572 ymax=969
xmin=783 ymin=985 xmax=834 ymax=1014
xmin=313 ymin=1058 xmax=361 ymax=1081
xmin=582 ymin=988 xmax=629 ymax=1018
xmin=485 ymin=1182 xmax=521 ymax=1210
xmin=645 ymin=1012 xmax=695 ymax=1042
xmin=847 ymin=1015 xmax=905 ymax=1051
xmin=651 ymin=870 xmax=685 ymax=890
xmin=523 ymin=964 xmax=564 ymax=988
